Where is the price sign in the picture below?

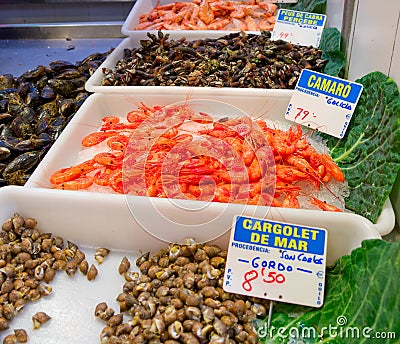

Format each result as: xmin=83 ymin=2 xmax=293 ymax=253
xmin=285 ymin=69 xmax=364 ymax=138
xmin=223 ymin=215 xmax=327 ymax=307
xmin=271 ymin=9 xmax=326 ymax=47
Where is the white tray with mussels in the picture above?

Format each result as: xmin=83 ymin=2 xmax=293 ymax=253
xmin=84 ymin=34 xmax=297 ymax=96
xmin=0 ymin=182 xmax=382 ymax=343
xmin=25 ymin=92 xmax=394 ymax=237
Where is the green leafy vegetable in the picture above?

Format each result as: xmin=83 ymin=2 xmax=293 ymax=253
xmin=319 ymin=27 xmax=346 ymax=77
xmin=255 ymin=239 xmax=400 ymax=343
xmin=319 ymin=72 xmax=400 ymax=223
xmin=278 ymin=0 xmax=327 ymax=14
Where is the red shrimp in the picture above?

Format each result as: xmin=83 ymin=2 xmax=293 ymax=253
xmin=320 ymin=154 xmax=345 ymax=182
xmin=94 ymin=152 xmax=123 ymax=168
xmin=100 ymin=116 xmax=120 ymax=131
xmin=53 ymin=175 xmax=93 ymax=190
xmin=50 ymin=159 xmax=96 ymax=185
xmin=107 ymin=135 xmax=130 ymax=152
xmin=308 ymin=197 xmax=342 ymax=212
xmin=81 ymin=131 xmax=118 ymax=147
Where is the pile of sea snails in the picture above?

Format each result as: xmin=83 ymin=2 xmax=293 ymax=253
xmin=96 ymin=239 xmax=269 ymax=343
xmin=0 ymin=49 xmax=113 ymax=187
xmin=0 ymin=213 xmax=106 ymax=341
xmin=101 ymin=30 xmax=327 ymax=89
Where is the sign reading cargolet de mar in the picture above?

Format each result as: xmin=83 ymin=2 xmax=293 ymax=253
xmin=223 ymin=215 xmax=327 ymax=308
xmin=285 ymin=69 xmax=363 ymax=138
xmin=271 ymin=9 xmax=326 ymax=47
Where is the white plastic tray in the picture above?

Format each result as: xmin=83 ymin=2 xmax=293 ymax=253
xmin=0 ymin=178 xmax=382 ymax=343
xmin=25 ymin=92 xmax=395 ymax=237
xmin=85 ymin=36 xmax=295 ymax=96
xmin=121 ymin=0 xmax=265 ymax=38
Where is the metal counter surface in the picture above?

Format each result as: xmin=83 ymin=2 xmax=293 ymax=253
xmin=0 ymin=37 xmax=124 ymax=77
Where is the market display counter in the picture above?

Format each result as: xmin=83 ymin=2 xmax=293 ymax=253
xmin=0 ymin=20 xmax=399 ymax=344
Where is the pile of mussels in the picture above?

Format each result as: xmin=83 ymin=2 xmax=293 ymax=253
xmin=102 ymin=31 xmax=328 ymax=89
xmin=0 ymin=49 xmax=113 ymax=187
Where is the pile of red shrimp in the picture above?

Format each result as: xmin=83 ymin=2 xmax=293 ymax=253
xmin=134 ymin=0 xmax=278 ymax=31
xmin=49 ymin=103 xmax=347 ymax=212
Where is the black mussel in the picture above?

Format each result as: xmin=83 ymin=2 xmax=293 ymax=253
xmin=77 ymin=51 xmax=111 ymax=66
xmin=36 ymin=75 xmax=48 ymax=90
xmin=0 ymin=98 xmax=8 ymax=112
xmin=73 ymin=92 xmax=89 ymax=108
xmin=0 ymin=74 xmax=15 ymax=90
xmin=37 ymin=100 xmax=58 ymax=121
xmin=3 ymin=170 xmax=31 ymax=186
xmin=35 ymin=118 xmax=49 ymax=134
xmin=47 ymin=116 xmax=65 ymax=141
xmin=11 ymin=116 xmax=33 ymax=138
xmin=0 ymin=113 xmax=12 ymax=122
xmin=0 ymin=136 xmax=23 ymax=150
xmin=18 ymin=65 xmax=47 ymax=82
xmin=3 ymin=150 xmax=43 ymax=176
xmin=0 ymin=147 xmax=11 ymax=161
xmin=14 ymin=133 xmax=52 ymax=152
xmin=47 ymin=79 xmax=73 ymax=97
xmin=55 ymin=68 xmax=81 ymax=80
xmin=32 ymin=132 xmax=53 ymax=147
xmin=50 ymin=77 xmax=87 ymax=97
xmin=17 ymin=81 xmax=32 ymax=97
xmin=7 ymin=92 xmax=25 ymax=115
xmin=13 ymin=140 xmax=35 ymax=152
xmin=26 ymin=84 xmax=41 ymax=108
xmin=49 ymin=60 xmax=75 ymax=73
xmin=20 ymin=106 xmax=36 ymax=123
xmin=77 ymin=61 xmax=101 ymax=76
xmin=1 ymin=123 xmax=15 ymax=137
xmin=59 ymin=98 xmax=77 ymax=117
xmin=41 ymin=84 xmax=56 ymax=100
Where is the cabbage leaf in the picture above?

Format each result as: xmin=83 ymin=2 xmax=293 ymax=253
xmin=319 ymin=72 xmax=400 ymax=223
xmin=319 ymin=27 xmax=346 ymax=77
xmin=255 ymin=239 xmax=400 ymax=343
xmin=278 ymin=0 xmax=327 ymax=14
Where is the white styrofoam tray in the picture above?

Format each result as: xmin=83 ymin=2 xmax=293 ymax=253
xmin=121 ymin=0 xmax=265 ymax=38
xmin=0 ymin=179 xmax=382 ymax=343
xmin=25 ymin=92 xmax=395 ymax=237
xmin=85 ymin=36 xmax=295 ymax=96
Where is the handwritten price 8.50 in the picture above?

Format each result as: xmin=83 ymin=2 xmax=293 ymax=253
xmin=241 ymin=268 xmax=286 ymax=292
xmin=261 ymin=268 xmax=286 ymax=284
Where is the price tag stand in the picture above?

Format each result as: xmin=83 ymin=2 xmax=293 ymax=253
xmin=285 ymin=69 xmax=364 ymax=138
xmin=223 ymin=215 xmax=327 ymax=308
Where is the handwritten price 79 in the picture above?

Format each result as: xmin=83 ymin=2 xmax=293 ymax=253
xmin=294 ymin=107 xmax=315 ymax=121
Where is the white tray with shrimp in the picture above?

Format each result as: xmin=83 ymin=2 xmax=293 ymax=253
xmin=121 ymin=0 xmax=278 ymax=38
xmin=0 ymin=185 xmax=383 ymax=342
xmin=25 ymin=92 xmax=395 ymax=236
xmin=84 ymin=34 xmax=296 ymax=96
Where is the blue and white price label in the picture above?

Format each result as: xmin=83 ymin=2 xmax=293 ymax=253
xmin=271 ymin=9 xmax=326 ymax=47
xmin=285 ymin=70 xmax=364 ymax=138
xmin=223 ymin=215 xmax=327 ymax=307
